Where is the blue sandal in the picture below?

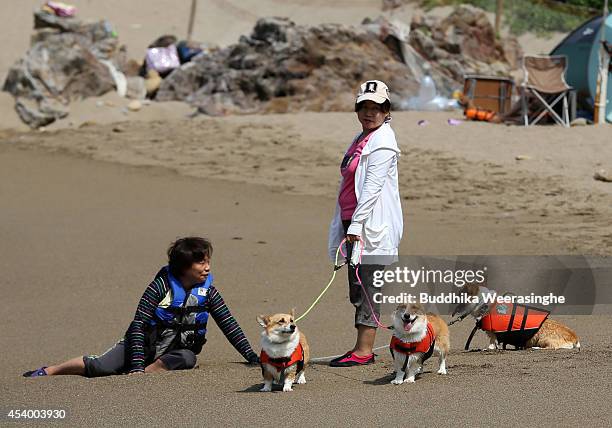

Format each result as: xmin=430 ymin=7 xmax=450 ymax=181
xmin=22 ymin=367 xmax=48 ymax=377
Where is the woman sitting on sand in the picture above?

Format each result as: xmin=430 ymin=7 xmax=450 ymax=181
xmin=23 ymin=237 xmax=259 ymax=377
xmin=328 ymin=80 xmax=403 ymax=367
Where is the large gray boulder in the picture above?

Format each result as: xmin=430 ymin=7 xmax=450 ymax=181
xmin=2 ymin=11 xmax=120 ymax=128
xmin=156 ymin=17 xmax=422 ymax=115
xmin=409 ymin=6 xmax=522 ymax=82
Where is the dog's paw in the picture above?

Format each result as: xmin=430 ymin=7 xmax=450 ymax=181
xmin=437 ymin=368 xmax=447 ymax=375
xmin=296 ymin=373 xmax=306 ymax=384
xmin=487 ymin=343 xmax=497 ymax=350
xmin=260 ymin=385 xmax=272 ymax=392
xmin=404 ymin=376 xmax=415 ymax=383
xmin=390 ymin=378 xmax=404 ymax=385
xmin=282 ymin=385 xmax=294 ymax=392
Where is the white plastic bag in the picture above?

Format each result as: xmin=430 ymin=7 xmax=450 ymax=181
xmin=145 ymin=45 xmax=180 ymax=74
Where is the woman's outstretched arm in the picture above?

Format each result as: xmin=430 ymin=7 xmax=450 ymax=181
xmin=208 ymin=286 xmax=259 ymax=363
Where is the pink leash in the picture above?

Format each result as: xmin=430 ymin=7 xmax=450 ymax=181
xmin=339 ymin=238 xmax=393 ymax=330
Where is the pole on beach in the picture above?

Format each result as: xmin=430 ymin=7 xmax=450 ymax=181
xmin=187 ymin=0 xmax=198 ymax=42
xmin=594 ymin=0 xmax=609 ymax=124
xmin=495 ymin=0 xmax=504 ymax=38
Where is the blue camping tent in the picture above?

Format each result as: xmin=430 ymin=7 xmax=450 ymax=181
xmin=551 ymin=13 xmax=612 ymax=122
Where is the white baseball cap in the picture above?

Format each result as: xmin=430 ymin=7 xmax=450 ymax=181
xmin=355 ymin=80 xmax=390 ymax=105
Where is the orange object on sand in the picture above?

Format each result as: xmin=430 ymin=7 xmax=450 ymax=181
xmin=465 ymin=108 xmax=496 ymax=122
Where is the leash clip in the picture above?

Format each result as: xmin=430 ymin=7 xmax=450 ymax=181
xmin=333 ymin=262 xmax=346 ymax=271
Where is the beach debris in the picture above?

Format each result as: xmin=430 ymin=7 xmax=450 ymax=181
xmin=146 ymin=45 xmax=180 ymax=75
xmin=144 ymin=70 xmax=163 ymax=97
xmin=594 ymin=169 xmax=612 ymax=183
xmin=417 ymin=119 xmax=429 ymax=126
xmin=156 ymin=17 xmax=421 ymax=115
xmin=515 ymin=155 xmax=531 ymax=161
xmin=447 ymin=118 xmax=462 ymax=126
xmin=42 ymin=1 xmax=76 ymax=18
xmin=570 ymin=117 xmax=589 ymax=126
xmin=127 ymin=100 xmax=143 ymax=112
xmin=139 ymin=35 xmax=207 ymax=79
xmin=158 ymin=6 xmax=517 ymax=116
xmin=126 ymin=77 xmax=147 ymax=100
xmin=402 ymin=75 xmax=459 ymax=111
xmin=2 ymin=10 xmax=125 ymax=128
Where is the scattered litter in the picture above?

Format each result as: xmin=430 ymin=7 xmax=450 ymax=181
xmin=417 ymin=120 xmax=429 ymax=126
xmin=146 ymin=45 xmax=180 ymax=74
xmin=447 ymin=118 xmax=462 ymax=126
xmin=515 ymin=155 xmax=531 ymax=161
xmin=402 ymin=76 xmax=460 ymax=111
xmin=43 ymin=1 xmax=76 ymax=18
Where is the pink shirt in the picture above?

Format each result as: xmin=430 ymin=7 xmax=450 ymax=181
xmin=338 ymin=133 xmax=373 ymax=221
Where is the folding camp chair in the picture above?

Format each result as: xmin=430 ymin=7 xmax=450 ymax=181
xmin=520 ymin=55 xmax=573 ymax=127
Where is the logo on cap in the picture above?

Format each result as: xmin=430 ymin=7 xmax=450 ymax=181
xmin=365 ymin=81 xmax=378 ymax=93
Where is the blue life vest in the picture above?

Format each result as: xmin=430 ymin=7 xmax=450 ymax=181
xmin=148 ymin=267 xmax=212 ymax=357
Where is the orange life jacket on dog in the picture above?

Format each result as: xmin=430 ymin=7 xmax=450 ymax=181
xmin=479 ymin=302 xmax=549 ymax=349
xmin=390 ymin=323 xmax=436 ymax=356
xmin=465 ymin=107 xmax=496 ymax=122
xmin=260 ymin=343 xmax=305 ymax=373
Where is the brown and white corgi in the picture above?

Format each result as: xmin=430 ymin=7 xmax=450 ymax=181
xmin=452 ymin=283 xmax=580 ymax=350
xmin=390 ymin=303 xmax=450 ymax=384
xmin=257 ymin=309 xmax=310 ymax=392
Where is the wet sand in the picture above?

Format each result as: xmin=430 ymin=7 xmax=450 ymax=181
xmin=1 ymin=144 xmax=610 ymax=426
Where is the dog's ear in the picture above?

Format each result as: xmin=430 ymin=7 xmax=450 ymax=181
xmin=290 ymin=307 xmax=296 ymax=319
xmin=256 ymin=315 xmax=268 ymax=327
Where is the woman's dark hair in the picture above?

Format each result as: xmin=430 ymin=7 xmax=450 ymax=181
xmin=167 ymin=237 xmax=213 ymax=277
xmin=354 ymin=99 xmax=391 ymax=113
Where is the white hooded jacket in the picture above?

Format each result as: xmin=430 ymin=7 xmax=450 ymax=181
xmin=328 ymin=122 xmax=403 ymax=264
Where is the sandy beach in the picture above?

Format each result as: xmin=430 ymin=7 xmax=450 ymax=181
xmin=1 ymin=142 xmax=610 ymax=426
xmin=1 ymin=0 xmax=611 ymax=426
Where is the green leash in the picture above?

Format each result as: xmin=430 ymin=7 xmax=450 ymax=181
xmin=294 ymin=244 xmax=345 ymax=323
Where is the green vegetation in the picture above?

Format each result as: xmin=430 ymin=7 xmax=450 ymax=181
xmin=419 ymin=0 xmax=604 ymax=36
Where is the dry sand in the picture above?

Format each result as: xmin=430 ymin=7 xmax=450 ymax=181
xmin=1 ymin=145 xmax=611 ymax=426
xmin=3 ymin=111 xmax=611 ymax=254
xmin=2 ymin=111 xmax=612 ymax=426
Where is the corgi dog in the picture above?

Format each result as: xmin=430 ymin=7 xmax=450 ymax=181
xmin=257 ymin=309 xmax=310 ymax=392
xmin=390 ymin=303 xmax=450 ymax=384
xmin=452 ymin=283 xmax=580 ymax=350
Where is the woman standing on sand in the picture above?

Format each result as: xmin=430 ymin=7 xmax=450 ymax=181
xmin=328 ymin=80 xmax=403 ymax=367
xmin=23 ymin=237 xmax=259 ymax=377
